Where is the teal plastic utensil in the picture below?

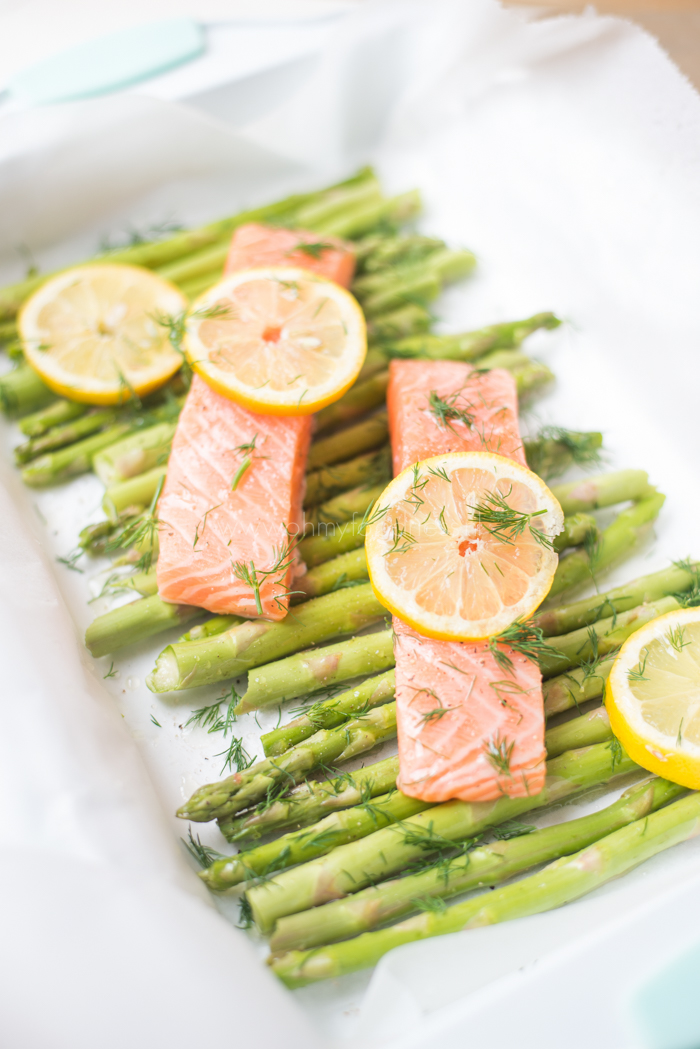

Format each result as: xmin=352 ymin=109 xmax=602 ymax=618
xmin=632 ymin=940 xmax=700 ymax=1049
xmin=8 ymin=18 xmax=205 ymax=105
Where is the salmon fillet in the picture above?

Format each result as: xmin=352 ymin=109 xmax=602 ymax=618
xmin=388 ymin=358 xmax=546 ymax=802
xmin=224 ymin=224 xmax=356 ymax=288
xmin=157 ymin=375 xmax=311 ymax=619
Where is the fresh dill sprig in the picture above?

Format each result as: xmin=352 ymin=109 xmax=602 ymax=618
xmin=427 ymin=465 xmax=451 ymax=483
xmin=103 ymin=662 xmax=117 ymax=679
xmin=150 ymin=715 xmax=162 ymax=728
xmin=183 ymin=826 xmax=226 ymax=869
xmin=231 ymin=536 xmax=297 ymax=616
xmin=386 ymin=518 xmax=416 ymax=555
xmin=237 ymin=896 xmax=254 ymax=929
xmin=57 ymin=548 xmax=84 ymax=573
xmin=491 ymin=820 xmax=535 ymax=841
xmin=628 ymin=648 xmax=649 ymax=683
xmin=193 ymin=501 xmax=222 ymax=550
xmin=104 ymin=476 xmax=164 ymax=573
xmin=359 ymin=498 xmax=390 ymax=533
xmin=488 ymin=620 xmax=552 ymax=675
xmin=526 ymin=426 xmax=603 ymax=479
xmin=485 ymin=733 xmax=514 ymax=776
xmin=216 ymin=734 xmax=255 ymax=776
xmin=607 ymin=735 xmax=624 ymax=771
xmin=469 ymin=485 xmax=552 ymax=549
xmin=428 ymin=389 xmax=475 ymax=433
xmin=288 ymin=241 xmax=335 ymax=259
xmin=100 ymin=218 xmax=183 ymax=253
xmin=667 ymin=625 xmax=691 ymax=653
xmin=414 ymin=895 xmax=448 ymax=914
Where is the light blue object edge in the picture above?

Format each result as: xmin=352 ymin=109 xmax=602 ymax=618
xmin=9 ymin=17 xmax=205 ymax=105
xmin=630 ymin=939 xmax=700 ymax=1049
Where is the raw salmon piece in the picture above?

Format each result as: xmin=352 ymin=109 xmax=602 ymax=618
xmin=387 ymin=358 xmax=525 ymax=475
xmin=157 ymin=375 xmax=311 ymax=620
xmin=388 ymin=357 xmax=545 ymax=802
xmin=393 ymin=619 xmax=545 ymax=802
xmin=225 ymin=224 xmax=356 ymax=288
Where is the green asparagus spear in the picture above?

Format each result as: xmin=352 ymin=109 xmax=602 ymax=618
xmin=298 ymin=520 xmax=365 ymax=567
xmin=543 ymin=657 xmax=615 ymax=718
xmin=553 ymin=513 xmax=598 ymax=553
xmin=269 ymin=776 xmax=685 ymax=960
xmin=157 ymin=240 xmax=230 ymax=287
xmin=307 ymin=411 xmax=388 ymax=470
xmin=21 ymin=423 xmax=133 ymax=486
xmin=539 ymin=596 xmax=679 ymax=679
xmin=247 ymin=740 xmax=638 ymax=933
xmin=292 ymin=547 xmax=369 ymax=602
xmin=109 ymin=567 xmax=159 ymax=597
xmin=366 ymin=303 xmax=432 ymax=341
xmin=523 ymin=427 xmax=603 ymax=481
xmin=549 ymin=491 xmax=666 ymax=598
xmin=146 ymin=583 xmax=386 ymax=693
xmin=536 ymin=561 xmax=699 ymax=636
xmin=14 ymin=408 xmax=118 ymax=463
xmin=235 ymin=629 xmax=394 ymax=713
xmin=103 ymin=465 xmax=167 ymax=518
xmin=304 ymin=483 xmax=386 ymax=528
xmin=381 ymin=312 xmax=561 ymax=362
xmin=92 ymin=421 xmax=176 ymax=485
xmin=550 ymin=469 xmax=654 ymax=515
xmin=178 ymin=615 xmax=241 ymax=643
xmin=318 ymin=190 xmax=422 ymax=239
xmin=293 ymin=179 xmax=383 ymax=230
xmin=304 ymin=447 xmax=391 ymax=508
xmin=18 ymin=398 xmax=87 ymax=437
xmin=218 ymin=755 xmax=401 ymax=843
xmin=314 ymin=371 xmax=389 ymax=435
xmin=356 ymin=250 xmax=476 ymax=317
xmin=206 ymin=791 xmax=430 ymax=892
xmin=0 ymin=363 xmax=54 ymax=416
xmin=360 ymin=235 xmax=446 ymax=272
xmin=544 ymin=706 xmax=612 ymax=758
xmin=85 ymin=594 xmax=206 ymax=658
xmin=179 ymin=702 xmax=398 ymax=822
xmin=262 ymin=669 xmax=395 ymax=756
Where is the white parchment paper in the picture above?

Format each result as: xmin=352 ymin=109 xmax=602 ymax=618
xmin=2 ymin=3 xmax=700 ymax=1047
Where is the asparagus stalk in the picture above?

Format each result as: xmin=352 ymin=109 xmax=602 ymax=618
xmin=293 ymin=179 xmax=383 ymax=230
xmin=359 ymin=235 xmax=446 ymax=272
xmin=21 ymin=423 xmax=133 ymax=486
xmin=549 ymin=491 xmax=666 ymax=598
xmin=544 ymin=705 xmax=612 ymax=758
xmin=523 ymin=428 xmax=603 ymax=481
xmin=18 ymin=398 xmax=87 ymax=437
xmin=179 ymin=615 xmax=241 ymax=643
xmin=85 ymin=594 xmax=206 ymax=658
xmin=366 ymin=303 xmax=432 ymax=341
xmin=539 ymin=595 xmax=680 ymax=679
xmin=543 ymin=657 xmax=616 ymax=718
xmin=218 ymin=755 xmax=401 ymax=843
xmin=307 ymin=411 xmax=388 ymax=470
xmin=92 ymin=421 xmax=176 ymax=485
xmin=304 ymin=483 xmax=386 ymax=528
xmin=103 ymin=465 xmax=167 ymax=518
xmin=269 ymin=775 xmax=683 ymax=955
xmin=304 ymin=446 xmax=391 ymax=508
xmin=292 ymin=548 xmax=369 ymax=602
xmin=298 ymin=520 xmax=365 ymax=567
xmin=14 ymin=408 xmax=118 ymax=463
xmin=157 ymin=240 xmax=229 ymax=287
xmin=247 ymin=740 xmax=638 ymax=933
xmin=550 ymin=469 xmax=654 ymax=514
xmin=536 ymin=561 xmax=699 ymax=636
xmin=357 ymin=348 xmax=393 ymax=383
xmin=381 ymin=312 xmax=561 ymax=362
xmin=262 ymin=669 xmax=395 ymax=756
xmin=0 ymin=364 xmax=54 ymax=416
xmin=78 ymin=512 xmax=140 ymax=554
xmin=179 ymin=702 xmax=398 ymax=822
xmin=318 ymin=190 xmax=422 ymax=239
xmin=314 ymin=371 xmax=390 ymax=435
xmin=235 ymin=629 xmax=394 ymax=713
xmin=553 ymin=513 xmax=597 ymax=553
xmin=356 ymin=250 xmax=476 ymax=317
xmin=109 ymin=566 xmax=159 ymax=597
xmin=205 ymin=791 xmax=429 ymax=892
xmin=146 ymin=583 xmax=386 ymax=693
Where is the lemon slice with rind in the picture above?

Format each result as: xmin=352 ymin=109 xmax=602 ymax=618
xmin=365 ymin=450 xmax=564 ymax=641
xmin=19 ymin=264 xmax=187 ymax=404
xmin=184 ymin=267 xmax=366 ymax=415
xmin=606 ymin=606 xmax=700 ymax=789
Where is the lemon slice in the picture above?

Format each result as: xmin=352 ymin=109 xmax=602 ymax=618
xmin=184 ymin=266 xmax=366 ymax=415
xmin=19 ymin=264 xmax=187 ymax=405
xmin=606 ymin=606 xmax=700 ymax=788
xmin=365 ymin=451 xmax=564 ymax=641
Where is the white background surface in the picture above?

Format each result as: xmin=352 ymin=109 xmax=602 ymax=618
xmin=2 ymin=2 xmax=700 ymax=1047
